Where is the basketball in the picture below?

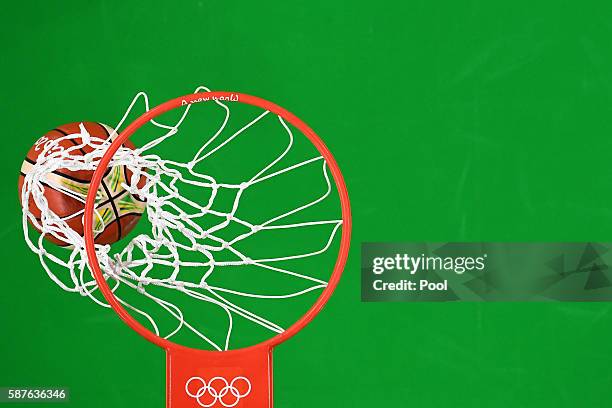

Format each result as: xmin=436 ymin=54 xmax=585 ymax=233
xmin=18 ymin=122 xmax=146 ymax=246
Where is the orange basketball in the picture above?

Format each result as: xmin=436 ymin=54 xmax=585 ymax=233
xmin=18 ymin=122 xmax=146 ymax=246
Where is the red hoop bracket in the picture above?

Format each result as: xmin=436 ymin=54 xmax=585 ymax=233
xmin=83 ymin=92 xmax=352 ymax=407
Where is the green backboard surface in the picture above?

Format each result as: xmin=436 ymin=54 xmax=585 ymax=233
xmin=3 ymin=1 xmax=612 ymax=407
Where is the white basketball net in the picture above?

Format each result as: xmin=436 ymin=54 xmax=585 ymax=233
xmin=21 ymin=86 xmax=343 ymax=350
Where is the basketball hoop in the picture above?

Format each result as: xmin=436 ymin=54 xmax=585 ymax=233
xmin=67 ymin=90 xmax=352 ymax=407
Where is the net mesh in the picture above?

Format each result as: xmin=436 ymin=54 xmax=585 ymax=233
xmin=20 ymin=86 xmax=343 ymax=350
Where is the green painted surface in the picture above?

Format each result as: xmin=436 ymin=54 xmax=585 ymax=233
xmin=3 ymin=1 xmax=612 ymax=407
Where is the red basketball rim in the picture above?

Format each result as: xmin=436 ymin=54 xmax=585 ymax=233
xmin=83 ymin=91 xmax=352 ymax=357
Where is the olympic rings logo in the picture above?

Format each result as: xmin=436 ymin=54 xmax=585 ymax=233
xmin=185 ymin=376 xmax=252 ymax=407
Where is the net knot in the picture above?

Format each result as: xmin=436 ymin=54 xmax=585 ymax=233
xmin=171 ymin=279 xmax=186 ymax=290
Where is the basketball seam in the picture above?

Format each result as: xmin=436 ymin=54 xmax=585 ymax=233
xmin=100 ymin=179 xmax=122 ymax=242
xmin=21 ymin=179 xmax=119 ymax=244
xmin=20 ymin=173 xmax=143 ymax=219
xmin=20 ymin=173 xmax=83 ymax=217
xmin=55 ymin=128 xmax=88 ymax=156
xmin=24 ymin=157 xmax=92 ymax=184
xmin=95 ymin=122 xmax=110 ymax=138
